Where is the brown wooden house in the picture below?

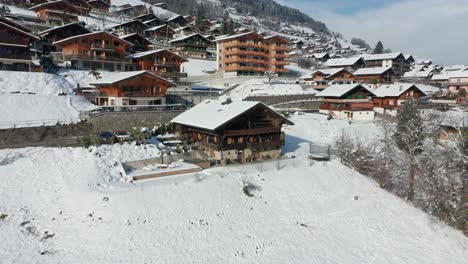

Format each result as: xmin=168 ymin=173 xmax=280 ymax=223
xmin=143 ymin=17 xmax=166 ymax=28
xmin=354 ymin=67 xmax=396 ymax=84
xmin=303 ymin=68 xmax=356 ymax=90
xmin=169 ymin=33 xmax=211 ymax=59
xmin=171 ymin=99 xmax=294 ymax=164
xmin=53 ymin=31 xmax=135 ymax=71
xmin=127 ymin=49 xmax=188 ymax=80
xmin=0 ymin=18 xmax=40 ymax=71
xmin=112 ymin=20 xmax=148 ymax=37
xmin=145 ymin=24 xmax=174 ymax=41
xmin=66 ymin=0 xmax=92 ymax=14
xmin=38 ymin=22 xmax=91 ymax=54
xmin=30 ymin=0 xmax=80 ymax=26
xmin=317 ymin=84 xmax=376 ymax=120
xmin=167 ymin=15 xmax=189 ymax=28
xmin=120 ymin=33 xmax=151 ymax=52
xmin=373 ymin=83 xmax=427 ymax=116
xmin=113 ymin=5 xmax=148 ymax=18
xmin=88 ymin=70 xmax=175 ymax=106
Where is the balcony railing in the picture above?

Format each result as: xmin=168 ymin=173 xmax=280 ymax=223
xmin=91 ymin=44 xmax=118 ymax=50
xmin=320 ymin=105 xmax=374 ymax=111
xmin=224 ymin=57 xmax=267 ymax=64
xmin=273 ymin=45 xmax=290 ymax=52
xmin=224 ymin=65 xmax=267 ymax=72
xmin=64 ymin=55 xmax=132 ymax=63
xmin=222 ymin=41 xmax=267 ymax=49
xmin=273 ymin=53 xmax=291 ymax=58
xmin=224 ymin=127 xmax=279 ymax=136
xmin=0 ymin=53 xmax=31 ymax=60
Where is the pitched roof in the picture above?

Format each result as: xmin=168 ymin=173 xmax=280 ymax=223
xmin=363 ymin=52 xmax=404 ymax=61
xmin=312 ymin=52 xmax=329 ymax=59
xmin=354 ymin=67 xmax=394 ymax=76
xmin=372 ymin=83 xmax=427 ymax=97
xmin=89 ymin=70 xmax=176 ymax=86
xmin=38 ymin=22 xmax=90 ymax=36
xmin=0 ymin=21 xmax=39 ymax=41
xmin=317 ymin=84 xmax=375 ymax=98
xmin=311 ymin=68 xmax=351 ymax=78
xmin=126 ymin=49 xmax=187 ymax=61
xmin=30 ymin=0 xmax=80 ymax=13
xmin=171 ymin=99 xmax=293 ymax=131
xmin=169 ymin=33 xmax=211 ymax=43
xmin=53 ymin=31 xmax=134 ymax=46
xmin=145 ymin=24 xmax=173 ymax=31
xmin=214 ymin=31 xmax=262 ymax=42
xmin=325 ymin=57 xmax=364 ymax=67
xmin=112 ymin=19 xmax=148 ymax=29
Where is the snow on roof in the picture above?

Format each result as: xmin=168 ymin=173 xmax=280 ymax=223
xmin=354 ymin=67 xmax=393 ymax=76
xmin=317 ymin=84 xmax=374 ymax=98
xmin=312 ymin=52 xmax=329 ymax=59
xmin=89 ymin=70 xmax=175 ymax=86
xmin=168 ymin=33 xmax=210 ymax=43
xmin=372 ymin=83 xmax=427 ymax=97
xmin=214 ymin=31 xmax=259 ymax=42
xmin=126 ymin=49 xmax=187 ymax=61
xmin=53 ymin=31 xmax=134 ymax=46
xmin=112 ymin=19 xmax=148 ymax=28
xmin=145 ymin=24 xmax=167 ymax=31
xmin=38 ymin=22 xmax=89 ymax=36
xmin=0 ymin=21 xmax=39 ymax=40
xmin=363 ymin=52 xmax=404 ymax=61
xmin=325 ymin=57 xmax=362 ymax=67
xmin=311 ymin=68 xmax=346 ymax=77
xmin=171 ymin=99 xmax=293 ymax=131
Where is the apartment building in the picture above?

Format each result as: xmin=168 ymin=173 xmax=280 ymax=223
xmin=215 ymin=32 xmax=290 ymax=77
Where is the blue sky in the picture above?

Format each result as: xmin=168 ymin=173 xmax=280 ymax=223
xmin=275 ymin=0 xmax=468 ymax=65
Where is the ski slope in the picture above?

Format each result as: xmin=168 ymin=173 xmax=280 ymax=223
xmin=0 ymin=114 xmax=467 ymax=263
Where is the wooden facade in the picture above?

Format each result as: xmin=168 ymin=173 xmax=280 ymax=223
xmin=215 ymin=32 xmax=291 ymax=76
xmin=373 ymin=85 xmax=426 ymax=109
xmin=30 ymin=0 xmax=80 ymax=26
xmin=173 ymin=101 xmax=293 ymax=163
xmin=121 ymin=33 xmax=151 ymax=52
xmin=303 ymin=68 xmax=356 ymax=90
xmin=129 ymin=49 xmax=188 ymax=80
xmin=169 ymin=33 xmax=211 ymax=59
xmin=145 ymin=24 xmax=174 ymax=41
xmin=54 ymin=31 xmax=135 ymax=71
xmin=87 ymin=0 xmax=110 ymax=11
xmin=0 ymin=19 xmax=39 ymax=71
xmin=112 ymin=20 xmax=148 ymax=37
xmin=38 ymin=22 xmax=91 ymax=54
xmin=355 ymin=68 xmax=396 ymax=84
xmin=89 ymin=71 xmax=175 ymax=106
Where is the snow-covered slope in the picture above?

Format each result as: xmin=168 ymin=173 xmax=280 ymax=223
xmin=1 ymin=114 xmax=467 ymax=263
xmin=181 ymin=59 xmax=217 ymax=76
xmin=0 ymin=71 xmax=74 ymax=95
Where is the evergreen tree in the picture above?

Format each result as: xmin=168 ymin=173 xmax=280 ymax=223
xmin=373 ymin=41 xmax=384 ymax=54
xmin=394 ymin=98 xmax=426 ymax=201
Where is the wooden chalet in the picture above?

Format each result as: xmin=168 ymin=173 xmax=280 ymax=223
xmin=354 ymin=67 xmax=396 ymax=84
xmin=88 ymin=70 xmax=175 ymax=106
xmin=0 ymin=18 xmax=40 ymax=71
xmin=448 ymin=72 xmax=468 ymax=94
xmin=312 ymin=52 xmax=330 ymax=62
xmin=53 ymin=31 xmax=135 ymax=71
xmin=171 ymin=99 xmax=294 ymax=164
xmin=317 ymin=84 xmax=376 ymax=120
xmin=38 ymin=22 xmax=91 ymax=54
xmin=173 ymin=26 xmax=196 ymax=36
xmin=169 ymin=33 xmax=211 ymax=59
xmin=87 ymin=0 xmax=110 ymax=12
xmin=30 ymin=0 xmax=80 ymax=26
xmin=112 ymin=20 xmax=148 ymax=37
xmin=133 ymin=13 xmax=159 ymax=23
xmin=183 ymin=15 xmax=195 ymax=24
xmin=303 ymin=68 xmax=356 ymax=90
xmin=143 ymin=17 xmax=166 ymax=28
xmin=153 ymin=2 xmax=168 ymax=9
xmin=145 ymin=24 xmax=175 ymax=41
xmin=325 ymin=56 xmax=366 ymax=70
xmin=167 ymin=15 xmax=189 ymax=28
xmin=113 ymin=5 xmax=147 ymax=18
xmin=127 ymin=49 xmax=187 ymax=80
xmin=363 ymin=52 xmax=410 ymax=76
xmin=373 ymin=83 xmax=427 ymax=116
xmin=120 ymin=33 xmax=151 ymax=52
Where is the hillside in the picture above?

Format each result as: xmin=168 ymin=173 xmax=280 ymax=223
xmin=1 ymin=114 xmax=467 ymax=263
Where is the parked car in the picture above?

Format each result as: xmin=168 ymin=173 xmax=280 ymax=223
xmin=114 ymin=130 xmax=133 ymax=143
xmin=99 ymin=131 xmax=115 ymax=144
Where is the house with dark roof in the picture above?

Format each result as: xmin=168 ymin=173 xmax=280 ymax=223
xmin=363 ymin=52 xmax=409 ymax=76
xmin=354 ymin=67 xmax=396 ymax=84
xmin=317 ymin=84 xmax=376 ymax=120
xmin=88 ymin=70 xmax=175 ymax=106
xmin=87 ymin=0 xmax=110 ymax=12
xmin=120 ymin=33 xmax=151 ymax=52
xmin=169 ymin=33 xmax=211 ymax=59
xmin=38 ymin=22 xmax=91 ymax=54
xmin=112 ymin=20 xmax=149 ymax=36
xmin=171 ymin=99 xmax=293 ymax=164
xmin=145 ymin=24 xmax=175 ymax=41
xmin=127 ymin=49 xmax=188 ymax=80
xmin=325 ymin=56 xmax=366 ymax=70
xmin=0 ymin=18 xmax=40 ymax=71
xmin=30 ymin=0 xmax=80 ymax=26
xmin=143 ymin=17 xmax=166 ymax=28
xmin=303 ymin=68 xmax=356 ymax=90
xmin=167 ymin=15 xmax=189 ymax=28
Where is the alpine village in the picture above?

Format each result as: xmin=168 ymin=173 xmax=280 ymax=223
xmin=0 ymin=0 xmax=467 ymax=261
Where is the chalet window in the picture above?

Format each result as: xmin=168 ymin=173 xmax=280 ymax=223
xmin=227 ymin=138 xmax=233 ymax=145
xmin=238 ymin=137 xmax=243 ymax=143
xmin=82 ymin=39 xmax=88 ymax=43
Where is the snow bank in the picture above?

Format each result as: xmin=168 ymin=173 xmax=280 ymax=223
xmin=1 ymin=120 xmax=467 ymax=263
xmin=0 ymin=71 xmax=74 ymax=95
xmin=181 ymin=59 xmax=217 ymax=76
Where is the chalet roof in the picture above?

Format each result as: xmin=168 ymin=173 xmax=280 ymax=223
xmin=89 ymin=70 xmax=176 ymax=86
xmin=372 ymin=83 xmax=427 ymax=97
xmin=0 ymin=17 xmax=31 ymax=33
xmin=169 ymin=33 xmax=211 ymax=43
xmin=126 ymin=49 xmax=187 ymax=62
xmin=325 ymin=57 xmax=364 ymax=67
xmin=112 ymin=19 xmax=149 ymax=29
xmin=132 ymin=13 xmax=156 ymax=20
xmin=363 ymin=52 xmax=404 ymax=61
xmin=53 ymin=31 xmax=134 ymax=46
xmin=38 ymin=22 xmax=90 ymax=36
xmin=317 ymin=84 xmax=375 ymax=98
xmin=171 ymin=99 xmax=294 ymax=131
xmin=0 ymin=21 xmax=40 ymax=41
xmin=354 ymin=67 xmax=394 ymax=76
xmin=312 ymin=52 xmax=329 ymax=59
xmin=120 ymin=33 xmax=152 ymax=45
xmin=310 ymin=68 xmax=349 ymax=78
xmin=143 ymin=18 xmax=166 ymax=25
xmin=215 ymin=31 xmax=262 ymax=42
xmin=30 ymin=0 xmax=80 ymax=13
xmin=263 ymin=35 xmax=288 ymax=44
xmin=145 ymin=24 xmax=173 ymax=31
xmin=87 ymin=0 xmax=111 ymax=6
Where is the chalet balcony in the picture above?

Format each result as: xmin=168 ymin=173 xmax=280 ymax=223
xmin=320 ymin=102 xmax=374 ymax=111
xmin=224 ymin=65 xmax=267 ymax=72
xmin=120 ymin=91 xmax=166 ymax=97
xmin=224 ymin=49 xmax=267 ymax=57
xmin=0 ymin=52 xmax=31 ymax=61
xmin=222 ymin=41 xmax=267 ymax=49
xmin=171 ymin=42 xmax=209 ymax=48
xmin=272 ymin=60 xmax=289 ymax=65
xmin=64 ymin=55 xmax=131 ymax=63
xmin=224 ymin=57 xmax=267 ymax=65
xmin=273 ymin=53 xmax=291 ymax=58
xmin=273 ymin=45 xmax=290 ymax=52
xmin=272 ymin=68 xmax=289 ymax=73
xmin=224 ymin=127 xmax=280 ymax=136
xmin=91 ymin=44 xmax=118 ymax=51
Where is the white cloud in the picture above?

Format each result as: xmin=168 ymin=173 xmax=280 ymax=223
xmin=291 ymin=0 xmax=468 ymax=65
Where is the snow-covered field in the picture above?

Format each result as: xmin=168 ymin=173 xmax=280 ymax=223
xmin=1 ymin=113 xmax=467 ymax=263
xmin=181 ymin=59 xmax=218 ymax=76
xmin=221 ymin=78 xmax=316 ymax=101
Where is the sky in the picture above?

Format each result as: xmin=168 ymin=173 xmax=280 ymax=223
xmin=275 ymin=0 xmax=468 ymax=65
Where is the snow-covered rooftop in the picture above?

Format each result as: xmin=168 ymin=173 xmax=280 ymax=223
xmin=325 ymin=57 xmax=362 ymax=67
xmin=372 ymin=83 xmax=427 ymax=97
xmin=363 ymin=52 xmax=404 ymax=61
xmin=317 ymin=84 xmax=374 ymax=98
xmin=89 ymin=71 xmax=175 ymax=86
xmin=126 ymin=49 xmax=187 ymax=61
xmin=354 ymin=67 xmax=393 ymax=76
xmin=171 ymin=99 xmax=292 ymax=130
